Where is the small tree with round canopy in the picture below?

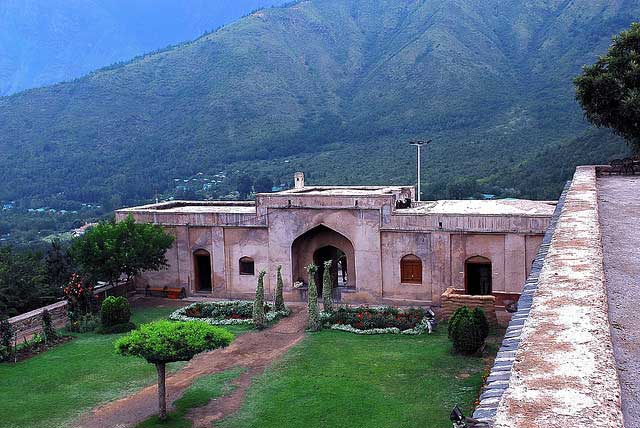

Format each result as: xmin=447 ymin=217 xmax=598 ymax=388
xmin=115 ymin=321 xmax=233 ymax=420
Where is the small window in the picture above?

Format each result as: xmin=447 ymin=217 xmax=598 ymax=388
xmin=401 ymin=254 xmax=422 ymax=284
xmin=239 ymin=257 xmax=255 ymax=276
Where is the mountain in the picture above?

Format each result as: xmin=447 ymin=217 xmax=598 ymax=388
xmin=0 ymin=0 xmax=636 ymax=213
xmin=0 ymin=0 xmax=289 ymax=95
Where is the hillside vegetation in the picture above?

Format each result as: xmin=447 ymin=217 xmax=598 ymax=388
xmin=0 ymin=0 xmax=636 ymax=215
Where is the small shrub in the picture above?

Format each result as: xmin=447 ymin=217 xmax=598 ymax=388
xmin=448 ymin=306 xmax=488 ymax=355
xmin=253 ymin=271 xmax=267 ymax=330
xmin=100 ymin=296 xmax=132 ymax=327
xmin=41 ymin=309 xmax=58 ymax=343
xmin=66 ymin=313 xmax=99 ymax=333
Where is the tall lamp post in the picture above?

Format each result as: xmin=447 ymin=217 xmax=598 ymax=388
xmin=409 ymin=140 xmax=431 ymax=202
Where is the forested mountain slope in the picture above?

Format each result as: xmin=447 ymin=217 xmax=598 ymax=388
xmin=0 ymin=0 xmax=636 ymax=209
xmin=0 ymin=0 xmax=288 ymax=95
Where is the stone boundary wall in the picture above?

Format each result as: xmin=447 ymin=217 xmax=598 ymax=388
xmin=8 ymin=301 xmax=68 ymax=341
xmin=474 ymin=166 xmax=625 ymax=427
xmin=7 ymin=281 xmax=130 ymax=341
xmin=440 ymin=288 xmax=498 ymax=326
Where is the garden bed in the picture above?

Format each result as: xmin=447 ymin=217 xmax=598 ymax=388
xmin=320 ymin=306 xmax=435 ymax=335
xmin=170 ymin=301 xmax=290 ymax=326
xmin=2 ymin=334 xmax=74 ymax=364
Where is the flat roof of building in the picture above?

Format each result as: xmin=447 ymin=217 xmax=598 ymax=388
xmin=118 ymin=201 xmax=257 ymax=215
xmin=272 ymin=185 xmax=409 ymax=196
xmin=398 ymin=199 xmax=557 ymax=216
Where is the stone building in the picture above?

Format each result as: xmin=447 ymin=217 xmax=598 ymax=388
xmin=116 ymin=173 xmax=555 ymax=309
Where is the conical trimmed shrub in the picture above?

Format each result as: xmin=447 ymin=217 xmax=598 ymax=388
xmin=274 ymin=265 xmax=285 ymax=312
xmin=322 ymin=260 xmax=333 ymax=313
xmin=253 ymin=270 xmax=267 ymax=330
xmin=473 ymin=307 xmax=490 ymax=340
xmin=306 ymin=264 xmax=321 ymax=331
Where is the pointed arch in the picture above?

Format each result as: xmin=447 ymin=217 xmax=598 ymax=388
xmin=291 ymin=225 xmax=356 ymax=296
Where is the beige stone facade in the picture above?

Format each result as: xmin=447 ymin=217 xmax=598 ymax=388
xmin=116 ymin=174 xmax=555 ymax=308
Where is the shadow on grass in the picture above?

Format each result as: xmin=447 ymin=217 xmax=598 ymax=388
xmin=136 ymin=367 xmax=246 ymax=428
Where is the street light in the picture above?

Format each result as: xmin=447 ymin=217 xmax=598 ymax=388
xmin=409 ymin=139 xmax=432 ymax=202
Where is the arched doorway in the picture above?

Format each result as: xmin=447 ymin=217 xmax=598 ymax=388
xmin=465 ymin=256 xmax=491 ymax=295
xmin=291 ymin=225 xmax=356 ymax=299
xmin=193 ymin=249 xmax=212 ymax=292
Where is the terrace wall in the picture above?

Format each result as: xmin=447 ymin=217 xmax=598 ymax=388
xmin=473 ymin=167 xmax=625 ymax=427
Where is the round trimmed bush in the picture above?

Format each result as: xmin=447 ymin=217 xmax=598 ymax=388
xmin=448 ymin=306 xmax=488 ymax=355
xmin=99 ymin=296 xmax=134 ymax=334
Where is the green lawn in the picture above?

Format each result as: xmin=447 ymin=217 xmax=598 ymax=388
xmin=0 ymin=303 xmax=250 ymax=428
xmin=220 ymin=327 xmax=491 ymax=428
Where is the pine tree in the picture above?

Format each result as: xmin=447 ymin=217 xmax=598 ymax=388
xmin=274 ymin=265 xmax=285 ymax=312
xmin=306 ymin=264 xmax=320 ymax=331
xmin=322 ymin=260 xmax=333 ymax=313
xmin=253 ymin=270 xmax=267 ymax=330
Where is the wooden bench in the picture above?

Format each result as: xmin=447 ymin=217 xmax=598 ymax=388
xmin=145 ymin=286 xmax=186 ymax=299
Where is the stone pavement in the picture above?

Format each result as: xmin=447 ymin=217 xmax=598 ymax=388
xmin=599 ymin=175 xmax=640 ymax=427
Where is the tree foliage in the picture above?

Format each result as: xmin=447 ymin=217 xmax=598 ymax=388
xmin=306 ymin=264 xmax=320 ymax=332
xmin=575 ymin=22 xmax=640 ymax=151
xmin=70 ymin=215 xmax=174 ymax=285
xmin=0 ymin=247 xmax=50 ymax=317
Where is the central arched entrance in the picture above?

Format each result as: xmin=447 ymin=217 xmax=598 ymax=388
xmin=291 ymin=225 xmax=355 ymax=300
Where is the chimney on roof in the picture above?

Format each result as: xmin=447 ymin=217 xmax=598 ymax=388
xmin=294 ymin=172 xmax=305 ymax=189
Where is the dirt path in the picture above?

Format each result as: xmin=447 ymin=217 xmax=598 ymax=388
xmin=74 ymin=307 xmax=308 ymax=428
xmin=598 ymin=176 xmax=640 ymax=427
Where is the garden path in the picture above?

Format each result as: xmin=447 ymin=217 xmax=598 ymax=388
xmin=73 ymin=306 xmax=308 ymax=428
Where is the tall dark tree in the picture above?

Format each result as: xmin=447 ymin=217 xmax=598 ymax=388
xmin=575 ymin=23 xmax=640 ymax=152
xmin=0 ymin=247 xmax=48 ymax=317
xmin=254 ymin=175 xmax=274 ymax=193
xmin=45 ymin=240 xmax=73 ymax=295
xmin=237 ymin=175 xmax=253 ymax=200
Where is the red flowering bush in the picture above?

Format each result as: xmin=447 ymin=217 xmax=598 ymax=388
xmin=64 ymin=273 xmax=98 ymax=332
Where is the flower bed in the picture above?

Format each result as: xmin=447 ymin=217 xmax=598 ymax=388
xmin=320 ymin=306 xmax=435 ymax=335
xmin=169 ymin=301 xmax=290 ymax=326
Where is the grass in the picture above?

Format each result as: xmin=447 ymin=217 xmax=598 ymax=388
xmin=0 ymin=302 xmax=250 ymax=428
xmin=220 ymin=326 xmax=493 ymax=428
xmin=136 ymin=367 xmax=245 ymax=428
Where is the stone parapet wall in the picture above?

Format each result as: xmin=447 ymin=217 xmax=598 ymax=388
xmin=474 ymin=166 xmax=625 ymax=427
xmin=8 ymin=301 xmax=68 ymax=341
xmin=440 ymin=288 xmax=498 ymax=326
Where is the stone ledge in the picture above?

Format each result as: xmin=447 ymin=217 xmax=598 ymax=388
xmin=492 ymin=166 xmax=624 ymax=428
